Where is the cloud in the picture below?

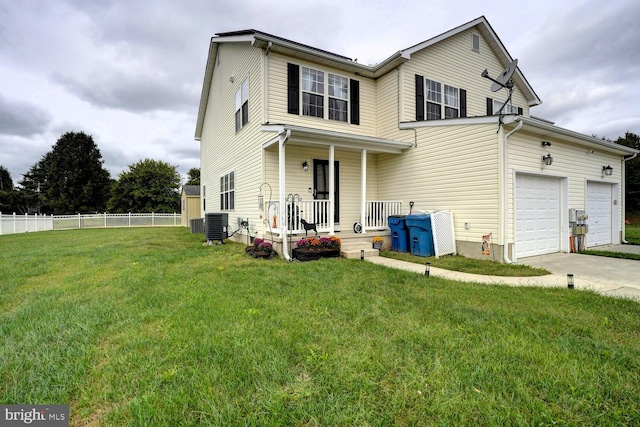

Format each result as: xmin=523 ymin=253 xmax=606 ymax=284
xmin=0 ymin=94 xmax=52 ymax=137
xmin=52 ymin=70 xmax=199 ymax=113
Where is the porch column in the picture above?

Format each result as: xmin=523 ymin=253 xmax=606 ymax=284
xmin=328 ymin=145 xmax=335 ymax=235
xmin=360 ymin=149 xmax=367 ymax=234
xmin=278 ymin=134 xmax=286 ymax=239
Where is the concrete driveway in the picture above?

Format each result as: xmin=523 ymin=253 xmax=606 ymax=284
xmin=519 ymin=245 xmax=640 ymax=300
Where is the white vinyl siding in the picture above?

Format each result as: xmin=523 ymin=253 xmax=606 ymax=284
xmin=199 ymin=42 xmax=263 ymax=230
xmin=378 ymin=123 xmax=501 ymax=243
xmin=267 ymin=53 xmax=377 ymax=136
xmin=402 ymin=28 xmax=530 ymax=121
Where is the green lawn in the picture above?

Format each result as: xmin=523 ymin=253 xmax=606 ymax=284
xmin=626 ymin=224 xmax=640 ymax=245
xmin=1 ymin=228 xmax=640 ymax=426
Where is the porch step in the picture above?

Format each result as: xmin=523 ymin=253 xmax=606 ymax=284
xmin=340 ymin=241 xmax=379 ymax=259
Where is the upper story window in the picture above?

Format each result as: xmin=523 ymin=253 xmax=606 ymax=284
xmin=288 ymin=63 xmax=360 ymax=125
xmin=220 ymin=171 xmax=234 ymax=210
xmin=302 ymin=67 xmax=324 ymax=118
xmin=486 ymin=97 xmax=522 ymax=116
xmin=444 ymin=85 xmax=459 ymax=118
xmin=419 ymin=77 xmax=465 ymax=120
xmin=328 ymin=73 xmax=348 ymax=122
xmin=235 ymin=78 xmax=249 ymax=132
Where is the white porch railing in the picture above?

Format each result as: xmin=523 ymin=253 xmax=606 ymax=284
xmin=365 ymin=201 xmax=403 ymax=230
xmin=265 ymin=200 xmax=402 ymax=234
xmin=268 ymin=200 xmax=331 ymax=234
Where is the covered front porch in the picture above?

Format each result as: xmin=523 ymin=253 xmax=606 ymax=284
xmin=259 ymin=124 xmax=413 ymax=258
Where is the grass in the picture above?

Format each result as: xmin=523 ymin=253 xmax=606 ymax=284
xmin=381 ymin=251 xmax=549 ymax=276
xmin=626 ymin=224 xmax=640 ymax=245
xmin=1 ymin=228 xmax=640 ymax=426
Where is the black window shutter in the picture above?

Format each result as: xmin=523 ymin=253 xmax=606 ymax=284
xmin=517 ymin=107 xmax=523 ymax=116
xmin=460 ymin=89 xmax=467 ymax=118
xmin=350 ymin=79 xmax=360 ymax=125
xmin=287 ymin=63 xmax=299 ymax=115
xmin=486 ymin=97 xmax=493 ymax=116
xmin=415 ymin=74 xmax=424 ymax=121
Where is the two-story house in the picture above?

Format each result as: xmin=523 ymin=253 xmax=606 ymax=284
xmin=194 ymin=16 xmax=638 ymax=262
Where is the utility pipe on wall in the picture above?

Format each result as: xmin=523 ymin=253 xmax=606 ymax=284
xmin=502 ymin=119 xmax=523 ymax=264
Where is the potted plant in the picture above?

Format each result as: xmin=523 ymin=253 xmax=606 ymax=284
xmin=372 ymin=236 xmax=384 ymax=250
xmin=293 ymin=236 xmax=341 ymax=261
xmin=245 ymin=237 xmax=275 ymax=259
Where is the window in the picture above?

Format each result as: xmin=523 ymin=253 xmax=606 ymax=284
xmin=302 ymin=67 xmax=324 ymax=118
xmin=328 ymin=73 xmax=348 ymax=122
xmin=444 ymin=85 xmax=459 ymax=118
xmin=420 ymin=77 xmax=465 ymax=120
xmin=235 ymin=78 xmax=249 ymax=132
xmin=472 ymin=33 xmax=480 ymax=52
xmin=289 ymin=63 xmax=359 ymax=124
xmin=493 ymin=99 xmax=519 ymax=115
xmin=425 ymin=79 xmax=441 ymax=120
xmin=220 ymin=172 xmax=234 ymax=210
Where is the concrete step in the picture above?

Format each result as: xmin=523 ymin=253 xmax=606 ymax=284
xmin=341 ymin=241 xmax=380 ymax=259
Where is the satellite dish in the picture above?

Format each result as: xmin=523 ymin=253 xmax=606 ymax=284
xmin=481 ymin=59 xmax=518 ymax=92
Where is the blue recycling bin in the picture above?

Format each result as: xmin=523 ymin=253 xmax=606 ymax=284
xmin=405 ymin=214 xmax=435 ymax=257
xmin=388 ymin=215 xmax=409 ymax=252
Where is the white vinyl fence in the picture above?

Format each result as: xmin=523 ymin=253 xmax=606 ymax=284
xmin=0 ymin=212 xmax=180 ymax=236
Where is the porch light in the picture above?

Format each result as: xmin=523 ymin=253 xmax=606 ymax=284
xmin=257 ymin=193 xmax=264 ymax=210
xmin=542 ymin=153 xmax=553 ymax=166
xmin=302 ymin=161 xmax=309 ymax=172
xmin=425 ymin=262 xmax=431 ymax=278
xmin=567 ymin=273 xmax=574 ymax=289
xmin=602 ymin=165 xmax=613 ymax=176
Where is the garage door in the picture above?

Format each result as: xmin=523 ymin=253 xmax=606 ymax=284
xmin=586 ymin=182 xmax=613 ymax=247
xmin=515 ymin=175 xmax=561 ymax=258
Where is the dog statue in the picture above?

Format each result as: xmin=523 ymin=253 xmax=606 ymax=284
xmin=300 ymin=219 xmax=318 ymax=236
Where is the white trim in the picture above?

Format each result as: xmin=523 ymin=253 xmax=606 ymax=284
xmin=400 ymin=115 xmax=502 ymax=129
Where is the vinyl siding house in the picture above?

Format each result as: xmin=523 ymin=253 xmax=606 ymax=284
xmin=195 ymin=16 xmax=638 ymax=262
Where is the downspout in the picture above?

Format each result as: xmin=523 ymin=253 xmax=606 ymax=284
xmin=622 ymin=152 xmax=638 ymax=243
xmin=502 ymin=119 xmax=523 ymax=264
xmin=264 ymin=42 xmax=272 ymax=124
xmin=279 ymin=129 xmax=292 ymax=260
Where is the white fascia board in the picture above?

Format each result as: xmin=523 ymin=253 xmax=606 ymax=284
xmin=399 ymin=115 xmax=502 ymax=129
xmin=212 ymin=34 xmax=256 ymax=44
xmin=516 ymin=117 xmax=639 ymax=155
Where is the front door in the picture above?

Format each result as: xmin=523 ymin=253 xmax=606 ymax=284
xmin=313 ymin=159 xmax=339 ymax=224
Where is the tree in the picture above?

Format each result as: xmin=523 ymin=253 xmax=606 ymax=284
xmin=186 ymin=167 xmax=200 ymax=186
xmin=44 ymin=132 xmax=111 ymax=214
xmin=616 ymin=132 xmax=640 ymax=213
xmin=108 ymin=159 xmax=181 ymax=213
xmin=16 ymin=154 xmax=52 ymax=214
xmin=0 ymin=165 xmax=16 ymax=213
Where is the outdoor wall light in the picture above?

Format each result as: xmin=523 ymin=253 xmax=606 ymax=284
xmin=425 ymin=262 xmax=431 ymax=278
xmin=542 ymin=153 xmax=553 ymax=166
xmin=602 ymin=165 xmax=613 ymax=176
xmin=229 ymin=75 xmax=234 ymax=83
xmin=302 ymin=161 xmax=309 ymax=172
xmin=541 ymin=141 xmax=552 ymax=147
xmin=567 ymin=273 xmax=574 ymax=289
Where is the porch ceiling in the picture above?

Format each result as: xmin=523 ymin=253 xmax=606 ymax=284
xmin=261 ymin=124 xmax=414 ymax=154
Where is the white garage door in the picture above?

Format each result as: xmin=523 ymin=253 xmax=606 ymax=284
xmin=586 ymin=182 xmax=613 ymax=247
xmin=515 ymin=175 xmax=561 ymax=258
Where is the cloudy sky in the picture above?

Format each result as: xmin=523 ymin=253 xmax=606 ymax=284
xmin=1 ymin=0 xmax=638 ymax=184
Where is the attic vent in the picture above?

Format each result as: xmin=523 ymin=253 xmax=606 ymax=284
xmin=472 ymin=33 xmax=480 ymax=52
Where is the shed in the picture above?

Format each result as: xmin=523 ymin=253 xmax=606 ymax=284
xmin=181 ymin=185 xmax=201 ymax=227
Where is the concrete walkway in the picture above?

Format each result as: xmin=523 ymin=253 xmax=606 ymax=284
xmin=365 ymin=245 xmax=640 ymax=301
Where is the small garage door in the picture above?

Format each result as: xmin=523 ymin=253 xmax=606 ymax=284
xmin=586 ymin=182 xmax=613 ymax=247
xmin=515 ymin=175 xmax=561 ymax=258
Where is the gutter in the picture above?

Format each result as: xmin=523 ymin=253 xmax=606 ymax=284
xmin=622 ymin=152 xmax=639 ymax=243
xmin=502 ymin=119 xmax=523 ymax=263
